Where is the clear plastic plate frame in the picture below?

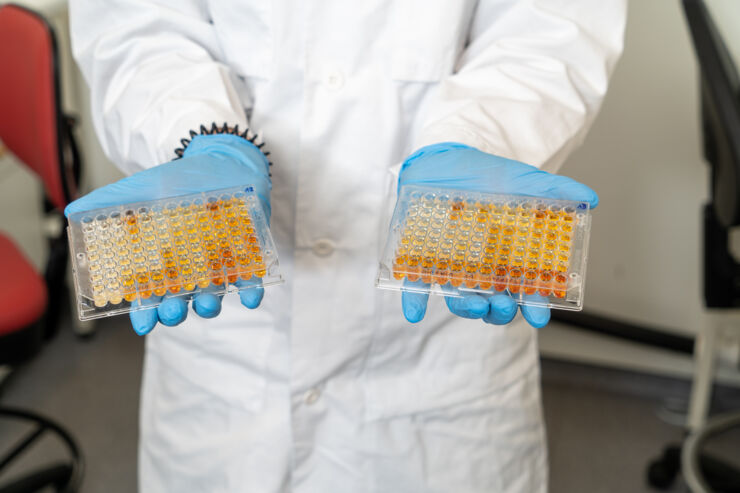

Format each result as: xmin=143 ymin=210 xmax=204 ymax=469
xmin=68 ymin=185 xmax=283 ymax=320
xmin=376 ymin=186 xmax=592 ymax=310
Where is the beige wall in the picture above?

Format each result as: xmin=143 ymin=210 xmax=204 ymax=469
xmin=560 ymin=0 xmax=707 ymax=335
xmin=539 ymin=0 xmax=740 ymax=381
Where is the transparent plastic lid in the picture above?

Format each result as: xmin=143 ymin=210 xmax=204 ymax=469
xmin=68 ymin=185 xmax=283 ymax=321
xmin=376 ymin=186 xmax=592 ymax=311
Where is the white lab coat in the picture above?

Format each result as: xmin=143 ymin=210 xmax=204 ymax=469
xmin=70 ymin=1 xmax=626 ymax=491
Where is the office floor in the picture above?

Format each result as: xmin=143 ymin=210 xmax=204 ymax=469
xmin=1 ymin=317 xmax=739 ymax=493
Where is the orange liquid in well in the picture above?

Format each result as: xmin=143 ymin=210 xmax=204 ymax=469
xmin=79 ymin=192 xmax=268 ymax=308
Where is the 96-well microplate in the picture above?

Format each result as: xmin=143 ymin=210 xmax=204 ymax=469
xmin=68 ymin=185 xmax=283 ymax=321
xmin=377 ymin=186 xmax=592 ymax=310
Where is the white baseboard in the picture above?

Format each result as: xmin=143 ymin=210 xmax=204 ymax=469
xmin=539 ymin=322 xmax=740 ymax=387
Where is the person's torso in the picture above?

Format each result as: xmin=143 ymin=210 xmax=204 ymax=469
xmin=147 ymin=0 xmax=538 ymax=436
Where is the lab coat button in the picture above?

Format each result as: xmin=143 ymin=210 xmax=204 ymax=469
xmin=325 ymin=70 xmax=344 ymax=91
xmin=312 ymin=238 xmax=335 ymax=257
xmin=304 ymin=389 xmax=321 ymax=405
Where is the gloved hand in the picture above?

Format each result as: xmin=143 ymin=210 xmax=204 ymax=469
xmin=65 ymin=133 xmax=271 ymax=335
xmin=397 ymin=142 xmax=598 ymax=329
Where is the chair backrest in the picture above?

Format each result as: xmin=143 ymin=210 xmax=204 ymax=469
xmin=0 ymin=4 xmax=73 ymax=210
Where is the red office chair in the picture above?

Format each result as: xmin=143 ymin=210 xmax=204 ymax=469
xmin=0 ymin=4 xmax=83 ymax=492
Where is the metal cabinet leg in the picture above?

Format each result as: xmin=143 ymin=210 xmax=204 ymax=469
xmin=687 ymin=315 xmax=718 ymax=432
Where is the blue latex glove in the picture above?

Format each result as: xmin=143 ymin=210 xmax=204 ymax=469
xmin=65 ymin=134 xmax=271 ymax=335
xmin=397 ymin=142 xmax=599 ymax=329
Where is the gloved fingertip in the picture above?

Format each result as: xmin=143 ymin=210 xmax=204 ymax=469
xmin=579 ymin=188 xmax=599 ymax=209
xmin=484 ymin=295 xmax=518 ymax=325
xmin=558 ymin=181 xmax=599 ymax=209
xmin=239 ymin=287 xmax=264 ymax=309
xmin=193 ymin=294 xmax=222 ymax=318
xmin=157 ymin=297 xmax=188 ymax=326
xmin=588 ymin=191 xmax=599 ymax=209
xmin=402 ymin=291 xmax=429 ymax=323
xmin=130 ymin=308 xmax=158 ymax=336
xmin=445 ymin=294 xmax=489 ymax=319
xmin=521 ymin=304 xmax=551 ymax=329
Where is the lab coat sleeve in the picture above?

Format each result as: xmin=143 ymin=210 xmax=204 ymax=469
xmin=69 ymin=0 xmax=248 ymax=174
xmin=415 ymin=0 xmax=627 ymax=172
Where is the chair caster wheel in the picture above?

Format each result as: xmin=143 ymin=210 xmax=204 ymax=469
xmin=647 ymin=445 xmax=681 ymax=490
xmin=72 ymin=317 xmax=96 ymax=339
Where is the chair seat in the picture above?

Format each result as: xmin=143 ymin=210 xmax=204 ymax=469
xmin=0 ymin=233 xmax=46 ymax=335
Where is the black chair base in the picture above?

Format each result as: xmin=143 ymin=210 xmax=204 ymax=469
xmin=0 ymin=322 xmax=43 ymax=367
xmin=0 ymin=463 xmax=73 ymax=493
xmin=647 ymin=444 xmax=740 ymax=492
xmin=0 ymin=408 xmax=83 ymax=493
